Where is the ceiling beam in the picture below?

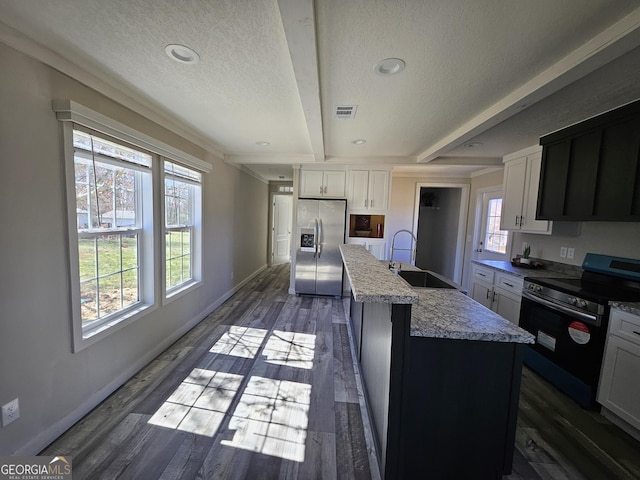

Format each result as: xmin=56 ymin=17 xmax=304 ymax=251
xmin=277 ymin=0 xmax=325 ymax=162
xmin=416 ymin=6 xmax=640 ymax=163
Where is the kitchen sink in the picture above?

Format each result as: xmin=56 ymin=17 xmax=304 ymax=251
xmin=397 ymin=270 xmax=457 ymax=289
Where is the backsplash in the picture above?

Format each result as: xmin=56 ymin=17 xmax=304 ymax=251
xmin=514 ymin=222 xmax=640 ymax=266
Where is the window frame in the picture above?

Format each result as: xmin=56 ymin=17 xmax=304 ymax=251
xmin=162 ymin=159 xmax=203 ymax=301
xmin=56 ymin=100 xmax=212 ymax=352
xmin=63 ymin=123 xmax=157 ymax=351
xmin=474 ymin=188 xmax=510 ymax=261
xmin=483 ymin=196 xmax=508 ymax=255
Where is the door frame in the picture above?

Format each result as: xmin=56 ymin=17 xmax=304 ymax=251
xmin=412 ymin=182 xmax=469 ymax=284
xmin=473 ymin=186 xmax=510 ymax=262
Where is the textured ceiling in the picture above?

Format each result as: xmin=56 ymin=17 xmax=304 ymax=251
xmin=1 ymin=0 xmax=640 ymax=180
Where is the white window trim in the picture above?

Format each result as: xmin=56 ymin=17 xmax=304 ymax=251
xmin=473 ymin=186 xmax=511 ymax=262
xmin=62 ymin=122 xmax=157 ymax=351
xmin=53 ymin=100 xmax=213 ymax=174
xmin=56 ymin=101 xmax=210 ymax=352
xmin=162 ymin=158 xmax=203 ymax=304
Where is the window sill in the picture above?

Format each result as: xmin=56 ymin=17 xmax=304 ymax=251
xmin=73 ymin=303 xmax=157 ymax=352
xmin=164 ymin=280 xmax=202 ymax=305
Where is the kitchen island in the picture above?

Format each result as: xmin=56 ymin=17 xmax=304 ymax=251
xmin=340 ymin=244 xmax=535 ymax=480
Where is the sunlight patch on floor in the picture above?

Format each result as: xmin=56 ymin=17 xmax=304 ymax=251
xmin=221 ymin=376 xmax=312 ymax=462
xmin=262 ymin=330 xmax=316 ymax=370
xmin=148 ymin=369 xmax=243 ymax=437
xmin=210 ymin=326 xmax=269 ymax=359
xmin=148 ymin=324 xmax=315 ymax=458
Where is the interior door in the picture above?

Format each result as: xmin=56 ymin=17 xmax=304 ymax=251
xmin=272 ymin=194 xmax=292 ymax=265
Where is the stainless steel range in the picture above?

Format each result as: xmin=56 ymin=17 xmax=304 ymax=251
xmin=519 ymin=253 xmax=640 ymax=408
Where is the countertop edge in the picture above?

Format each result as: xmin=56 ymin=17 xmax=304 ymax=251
xmin=610 ymin=301 xmax=640 ymax=316
xmin=340 ymin=244 xmax=419 ymax=304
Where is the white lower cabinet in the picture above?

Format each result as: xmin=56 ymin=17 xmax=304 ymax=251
xmin=348 ymin=238 xmax=387 ymax=261
xmin=598 ymin=308 xmax=640 ymax=439
xmin=470 ymin=265 xmax=523 ymax=325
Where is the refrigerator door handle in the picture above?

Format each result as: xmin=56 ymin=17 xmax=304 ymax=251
xmin=318 ymin=218 xmax=323 ymax=258
xmin=314 ymin=218 xmax=319 ymax=258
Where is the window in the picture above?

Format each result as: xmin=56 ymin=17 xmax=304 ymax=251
xmin=56 ymin=100 xmax=212 ymax=351
xmin=484 ymin=198 xmax=508 ymax=254
xmin=164 ymin=161 xmax=202 ymax=295
xmin=71 ymin=129 xmax=154 ymax=340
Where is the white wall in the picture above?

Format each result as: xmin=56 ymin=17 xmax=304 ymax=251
xmin=389 ymin=174 xmax=471 ymax=258
xmin=514 ymin=222 xmax=640 ymax=266
xmin=0 ymin=43 xmax=269 ymax=455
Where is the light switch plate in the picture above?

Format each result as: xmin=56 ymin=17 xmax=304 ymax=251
xmin=560 ymin=247 xmax=567 ymax=258
xmin=567 ymin=248 xmax=575 ymax=259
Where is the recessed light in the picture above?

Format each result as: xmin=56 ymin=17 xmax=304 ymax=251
xmin=165 ymin=44 xmax=200 ymax=65
xmin=256 ymin=141 xmax=270 ymax=146
xmin=352 ymin=139 xmax=367 ymax=145
xmin=374 ymin=58 xmax=406 ymax=76
xmin=464 ymin=142 xmax=483 ymax=148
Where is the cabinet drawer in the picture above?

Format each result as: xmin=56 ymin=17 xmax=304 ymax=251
xmin=472 ymin=265 xmax=494 ymax=284
xmin=494 ymin=273 xmax=523 ymax=296
xmin=609 ymin=309 xmax=640 ymax=347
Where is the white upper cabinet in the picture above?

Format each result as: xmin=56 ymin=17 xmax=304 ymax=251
xmin=348 ymin=169 xmax=390 ymax=211
xmin=299 ymin=169 xmax=346 ymax=198
xmin=501 ymin=146 xmax=552 ymax=234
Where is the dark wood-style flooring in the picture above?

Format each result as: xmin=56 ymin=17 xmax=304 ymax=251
xmin=42 ymin=264 xmax=640 ymax=479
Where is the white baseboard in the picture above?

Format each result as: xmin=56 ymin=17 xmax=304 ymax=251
xmin=17 ymin=264 xmax=269 ymax=456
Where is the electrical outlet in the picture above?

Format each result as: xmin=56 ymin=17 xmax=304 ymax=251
xmin=560 ymin=247 xmax=567 ymax=258
xmin=567 ymin=248 xmax=575 ymax=259
xmin=2 ymin=398 xmax=20 ymax=427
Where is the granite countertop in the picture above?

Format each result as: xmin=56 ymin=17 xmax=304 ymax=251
xmin=341 ymin=244 xmax=534 ymax=343
xmin=610 ymin=301 xmax=640 ymax=316
xmin=472 ymin=259 xmax=580 ymax=279
xmin=410 ymin=289 xmax=534 ymax=343
xmin=339 ymin=244 xmax=418 ymax=304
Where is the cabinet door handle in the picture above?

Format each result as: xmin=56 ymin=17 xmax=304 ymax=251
xmin=478 ymin=272 xmax=486 ymax=277
xmin=515 ymin=215 xmax=519 ymax=227
xmin=486 ymin=289 xmax=490 ymax=300
xmin=370 ymin=199 xmax=374 ymax=208
xmin=633 ymin=331 xmax=640 ymax=336
xmin=364 ymin=200 xmax=368 ymax=208
xmin=493 ymin=291 xmax=498 ymax=302
xmin=504 ymin=282 xmax=514 ymax=288
xmin=320 ymin=186 xmax=324 ymax=194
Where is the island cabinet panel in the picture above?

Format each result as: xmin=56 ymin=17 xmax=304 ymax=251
xmin=358 ymin=302 xmax=412 ymax=474
xmin=349 ymin=294 xmax=364 ymax=361
xmin=391 ymin=338 xmax=523 ymax=480
xmin=537 ymin=99 xmax=640 ymax=221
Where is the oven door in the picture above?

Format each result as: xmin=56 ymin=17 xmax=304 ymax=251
xmin=519 ymin=295 xmax=607 ymax=389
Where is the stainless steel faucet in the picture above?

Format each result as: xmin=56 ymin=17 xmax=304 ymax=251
xmin=389 ymin=229 xmax=417 ymax=271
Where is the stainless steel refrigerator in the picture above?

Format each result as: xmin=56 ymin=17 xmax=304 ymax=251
xmin=294 ymin=198 xmax=346 ymax=296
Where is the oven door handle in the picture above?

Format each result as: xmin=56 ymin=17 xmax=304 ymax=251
xmin=522 ymin=290 xmax=601 ymax=326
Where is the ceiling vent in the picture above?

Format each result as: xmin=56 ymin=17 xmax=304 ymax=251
xmin=334 ymin=105 xmax=357 ymax=120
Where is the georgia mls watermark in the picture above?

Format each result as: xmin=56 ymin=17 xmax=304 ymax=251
xmin=0 ymin=456 xmax=72 ymax=480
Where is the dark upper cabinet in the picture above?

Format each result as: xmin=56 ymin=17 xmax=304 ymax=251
xmin=537 ymin=100 xmax=640 ymax=221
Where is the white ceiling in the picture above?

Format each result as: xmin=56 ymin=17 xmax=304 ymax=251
xmin=1 ymin=0 xmax=640 ymax=181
